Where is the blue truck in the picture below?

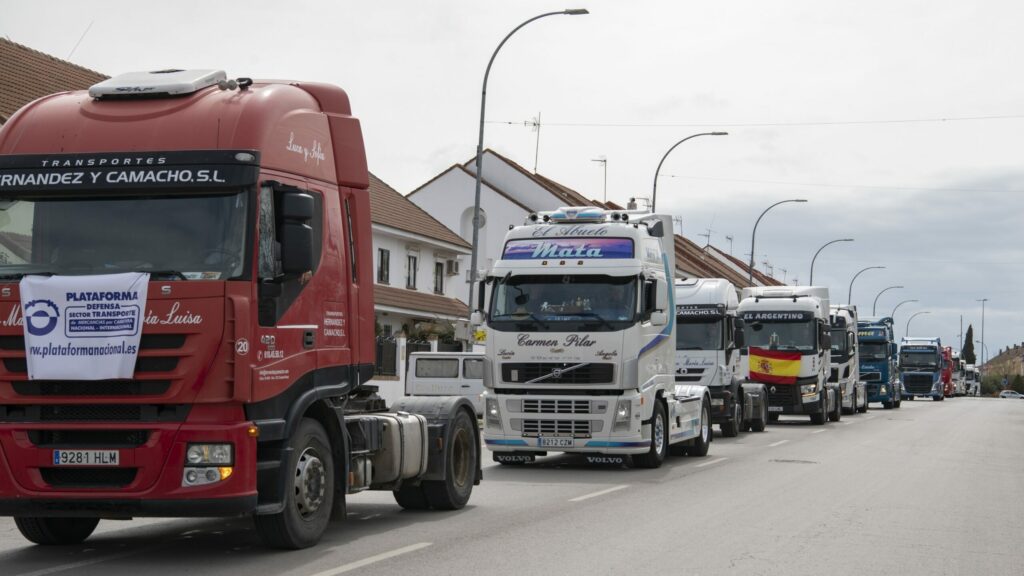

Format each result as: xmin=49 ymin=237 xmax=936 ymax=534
xmin=857 ymin=317 xmax=902 ymax=409
xmin=899 ymin=337 xmax=946 ymax=401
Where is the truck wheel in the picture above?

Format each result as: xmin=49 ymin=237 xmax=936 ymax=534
xmin=14 ymin=517 xmax=99 ymax=545
xmin=393 ymin=484 xmax=430 ymax=509
xmin=829 ymin=390 xmax=842 ymax=422
xmin=633 ymin=401 xmax=668 ymax=468
xmin=750 ymin=397 xmax=768 ymax=432
xmin=857 ymin=391 xmax=869 ymax=413
xmin=768 ymin=413 xmax=779 ymax=422
xmin=882 ymin=400 xmax=893 ymax=409
xmin=894 ymin=392 xmax=902 ymax=408
xmin=933 ymin=395 xmax=944 ymax=402
xmin=686 ymin=401 xmax=712 ymax=457
xmin=811 ymin=392 xmax=827 ymax=425
xmin=721 ymin=401 xmax=741 ymax=438
xmin=254 ymin=418 xmax=334 ymax=549
xmin=423 ymin=409 xmax=477 ymax=510
xmin=842 ymin=389 xmax=855 ymax=415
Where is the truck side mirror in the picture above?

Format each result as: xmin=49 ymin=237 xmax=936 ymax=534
xmin=280 ymin=192 xmax=314 ymax=274
xmin=649 ymin=310 xmax=668 ymax=326
xmin=470 ymin=310 xmax=485 ymax=326
xmin=477 ymin=278 xmax=487 ymax=314
xmin=733 ymin=324 xmax=745 ymax=348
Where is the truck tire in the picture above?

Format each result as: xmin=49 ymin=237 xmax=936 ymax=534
xmin=422 ymin=409 xmax=477 ymax=510
xmin=811 ymin=392 xmax=827 ymax=425
xmin=686 ymin=401 xmax=712 ymax=457
xmin=721 ymin=400 xmax=741 ymax=438
xmin=254 ymin=418 xmax=334 ymax=549
xmin=750 ymin=397 xmax=768 ymax=432
xmin=894 ymin=392 xmax=902 ymax=408
xmin=933 ymin=394 xmax=944 ymax=402
xmin=857 ymin=391 xmax=869 ymax=413
xmin=842 ymin=389 xmax=855 ymax=415
xmin=829 ymin=390 xmax=842 ymax=422
xmin=768 ymin=412 xmax=779 ymax=422
xmin=633 ymin=401 xmax=668 ymax=468
xmin=882 ymin=400 xmax=893 ymax=409
xmin=14 ymin=517 xmax=99 ymax=545
xmin=393 ymin=484 xmax=430 ymax=510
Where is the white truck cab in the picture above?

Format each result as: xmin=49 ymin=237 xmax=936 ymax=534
xmin=675 ymin=278 xmax=768 ymax=436
xmin=478 ymin=207 xmax=712 ymax=468
xmin=830 ymin=305 xmax=868 ymax=414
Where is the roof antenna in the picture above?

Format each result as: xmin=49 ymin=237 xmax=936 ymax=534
xmin=67 ymin=20 xmax=95 ymax=60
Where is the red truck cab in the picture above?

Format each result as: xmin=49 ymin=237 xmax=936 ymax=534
xmin=0 ymin=70 xmax=478 ymax=548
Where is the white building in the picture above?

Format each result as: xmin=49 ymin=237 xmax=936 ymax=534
xmin=367 ymin=174 xmax=472 ymax=405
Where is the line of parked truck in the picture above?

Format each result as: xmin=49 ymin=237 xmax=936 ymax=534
xmin=411 ymin=207 xmax=980 ymax=468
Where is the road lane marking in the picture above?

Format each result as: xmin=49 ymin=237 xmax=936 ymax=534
xmin=569 ymin=484 xmax=630 ymax=502
xmin=695 ymin=457 xmax=727 ymax=468
xmin=812 ymin=429 xmax=828 ymax=434
xmin=768 ymin=440 xmax=789 ymax=447
xmin=310 ymin=542 xmax=433 ymax=576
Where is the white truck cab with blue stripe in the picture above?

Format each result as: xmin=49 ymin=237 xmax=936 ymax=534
xmin=476 ymin=207 xmax=712 ymax=468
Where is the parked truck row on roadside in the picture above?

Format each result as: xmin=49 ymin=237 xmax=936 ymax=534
xmin=0 ymin=68 xmax=985 ymax=552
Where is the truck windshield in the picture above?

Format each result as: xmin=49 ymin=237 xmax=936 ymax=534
xmin=489 ymin=274 xmax=636 ymax=332
xmin=830 ymin=329 xmax=849 ymax=358
xmin=0 ymin=191 xmax=249 ymax=280
xmin=745 ymin=321 xmax=817 ymax=353
xmin=677 ymin=319 xmax=723 ymax=350
xmin=859 ymin=342 xmax=889 ymax=360
xmin=900 ymin=351 xmax=938 ymax=369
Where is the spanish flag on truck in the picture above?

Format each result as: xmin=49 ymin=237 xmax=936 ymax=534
xmin=749 ymin=347 xmax=801 ymax=384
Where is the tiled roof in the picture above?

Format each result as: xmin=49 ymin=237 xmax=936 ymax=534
xmin=373 ymin=284 xmax=468 ymax=319
xmin=0 ymin=38 xmax=107 ymax=123
xmin=464 ymin=149 xmax=598 ymax=208
xmin=369 ymin=172 xmax=470 ymax=249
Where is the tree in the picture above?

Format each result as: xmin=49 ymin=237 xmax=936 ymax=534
xmin=962 ymin=325 xmax=975 ymax=364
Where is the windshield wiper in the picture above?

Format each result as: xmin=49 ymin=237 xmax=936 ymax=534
xmin=570 ymin=311 xmax=616 ymax=330
xmin=141 ymin=270 xmax=189 ymax=280
xmin=0 ymin=271 xmax=55 ymax=280
xmin=495 ymin=312 xmax=549 ymax=330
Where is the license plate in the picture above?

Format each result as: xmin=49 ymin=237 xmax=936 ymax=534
xmin=53 ymin=449 xmax=120 ymax=466
xmin=538 ymin=437 xmax=573 ymax=448
xmin=710 ymin=398 xmax=724 ymax=406
xmin=768 ymin=406 xmax=784 ymax=412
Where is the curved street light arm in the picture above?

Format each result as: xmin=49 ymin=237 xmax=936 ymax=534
xmin=809 ymin=238 xmax=854 ymax=285
xmin=748 ymin=199 xmax=807 ymax=285
xmin=872 ymin=285 xmax=904 ymax=316
xmin=651 ymin=131 xmax=727 ymax=212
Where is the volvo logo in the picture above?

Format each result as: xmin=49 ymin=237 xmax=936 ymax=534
xmin=551 ymin=368 xmax=563 ymax=378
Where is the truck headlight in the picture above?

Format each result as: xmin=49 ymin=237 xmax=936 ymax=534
xmin=800 ymin=383 xmax=818 ymax=396
xmin=186 ymin=443 xmax=233 ymax=465
xmin=485 ymin=397 xmax=502 ymax=430
xmin=880 ymin=385 xmax=888 ymax=395
xmin=614 ymin=400 xmax=632 ymax=431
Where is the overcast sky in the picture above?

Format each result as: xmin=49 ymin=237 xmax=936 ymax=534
xmin=3 ymin=0 xmax=1021 ymax=363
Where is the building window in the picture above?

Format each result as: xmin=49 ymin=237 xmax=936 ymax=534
xmin=406 ymin=254 xmax=418 ymax=289
xmin=377 ymin=248 xmax=390 ymax=284
xmin=434 ymin=262 xmax=444 ymax=294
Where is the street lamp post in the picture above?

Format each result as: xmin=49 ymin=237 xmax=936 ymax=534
xmin=891 ymin=299 xmax=918 ymax=319
xmin=809 ymin=238 xmax=853 ymax=285
xmin=747 ymin=199 xmax=808 ymax=285
xmin=872 ymin=285 xmax=904 ymax=316
xmin=468 ymin=8 xmax=589 ymax=317
xmin=906 ymin=310 xmax=930 ymax=337
xmin=847 ymin=265 xmax=885 ymax=306
xmin=591 ymin=156 xmax=607 ymax=202
xmin=650 ymin=132 xmax=728 ymax=213
xmin=977 ymin=298 xmax=988 ymax=372
xmin=975 ymin=339 xmax=990 ymax=383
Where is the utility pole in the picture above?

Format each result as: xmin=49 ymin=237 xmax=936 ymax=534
xmin=590 ymin=155 xmax=607 ymax=202
xmin=725 ymin=235 xmax=734 ymax=255
xmin=529 ymin=112 xmax=542 ymax=173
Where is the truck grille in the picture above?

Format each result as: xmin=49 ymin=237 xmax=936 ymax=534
xmin=502 ymin=363 xmax=613 ymax=385
xmin=829 ymin=367 xmax=839 ymax=382
xmin=0 ymin=404 xmax=189 ymax=423
xmin=866 ymin=383 xmax=881 ymax=397
xmin=522 ymin=419 xmax=592 ymax=437
xmin=1 ymin=334 xmax=186 ymax=374
xmin=28 ymin=429 xmax=150 ymax=448
xmin=903 ymin=374 xmax=935 ymax=395
xmin=675 ymin=367 xmax=705 ymax=383
xmin=40 ymin=468 xmax=138 ymax=489
xmin=766 ymin=384 xmax=801 ymax=406
xmin=13 ymin=380 xmax=171 ymax=397
xmin=522 ymin=399 xmax=592 ymax=414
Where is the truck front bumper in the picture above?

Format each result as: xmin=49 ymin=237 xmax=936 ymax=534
xmin=0 ymin=420 xmax=258 ymax=519
xmin=482 ymin=391 xmax=651 ymax=455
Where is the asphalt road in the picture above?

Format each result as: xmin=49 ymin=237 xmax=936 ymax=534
xmin=1 ymin=396 xmax=1022 ymax=576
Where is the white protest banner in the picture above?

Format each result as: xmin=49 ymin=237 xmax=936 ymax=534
xmin=20 ymin=273 xmax=150 ymax=380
